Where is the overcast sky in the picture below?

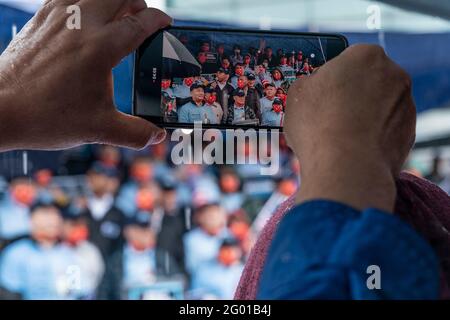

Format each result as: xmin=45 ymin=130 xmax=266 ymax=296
xmin=1 ymin=0 xmax=449 ymax=32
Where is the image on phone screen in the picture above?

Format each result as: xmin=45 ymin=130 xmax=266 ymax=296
xmin=134 ymin=27 xmax=348 ymax=130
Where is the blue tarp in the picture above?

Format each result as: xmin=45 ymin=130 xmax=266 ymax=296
xmin=0 ymin=4 xmax=449 ymax=114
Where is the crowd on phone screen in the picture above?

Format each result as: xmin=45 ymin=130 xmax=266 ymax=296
xmin=161 ymin=39 xmax=316 ymax=126
xmin=0 ymin=141 xmax=303 ymax=300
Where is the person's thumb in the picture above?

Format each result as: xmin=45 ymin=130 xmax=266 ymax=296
xmin=101 ymin=111 xmax=166 ymax=149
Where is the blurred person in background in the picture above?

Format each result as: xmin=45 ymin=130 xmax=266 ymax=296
xmin=0 ymin=203 xmax=77 ymax=300
xmin=116 ymin=156 xmax=154 ymax=216
xmin=218 ymin=167 xmax=245 ymax=214
xmin=425 ymin=154 xmax=445 ymax=185
xmin=228 ymin=212 xmax=253 ymax=257
xmin=34 ymin=169 xmax=71 ymax=208
xmin=183 ymin=204 xmax=228 ymax=276
xmin=61 ymin=210 xmax=104 ymax=299
xmin=121 ymin=214 xmax=182 ymax=295
xmin=79 ymin=163 xmax=125 ymax=299
xmin=155 ymin=181 xmax=188 ymax=276
xmin=252 ymin=177 xmax=298 ymax=236
xmin=175 ymin=164 xmax=221 ymax=208
xmin=0 ymin=177 xmax=36 ymax=241
xmin=149 ymin=142 xmax=173 ymax=181
xmin=82 ymin=162 xmax=124 ymax=258
xmin=96 ymin=145 xmax=123 ymax=171
xmin=190 ymin=238 xmax=244 ymax=299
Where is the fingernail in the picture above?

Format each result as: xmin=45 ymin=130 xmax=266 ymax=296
xmin=152 ymin=129 xmax=167 ymax=144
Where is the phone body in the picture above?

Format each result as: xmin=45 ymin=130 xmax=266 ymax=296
xmin=133 ymin=26 xmax=348 ymax=131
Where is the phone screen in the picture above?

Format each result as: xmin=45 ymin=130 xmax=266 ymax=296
xmin=134 ymin=27 xmax=348 ymax=130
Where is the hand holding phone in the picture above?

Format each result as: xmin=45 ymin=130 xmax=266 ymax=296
xmin=133 ymin=26 xmax=348 ymax=131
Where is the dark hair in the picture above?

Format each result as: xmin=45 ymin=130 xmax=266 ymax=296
xmin=30 ymin=202 xmax=61 ymax=216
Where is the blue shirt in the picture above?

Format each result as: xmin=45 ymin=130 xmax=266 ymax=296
xmin=178 ymin=101 xmax=216 ymax=124
xmin=183 ymin=228 xmax=229 ymax=274
xmin=257 ymin=200 xmax=440 ymax=300
xmin=0 ymin=239 xmax=78 ymax=300
xmin=0 ymin=195 xmax=30 ymax=240
xmin=191 ymin=260 xmax=244 ymax=299
xmin=262 ymin=110 xmax=284 ymax=127
xmin=259 ymin=97 xmax=275 ymax=115
xmin=123 ymin=244 xmax=157 ymax=288
xmin=173 ymin=84 xmax=191 ymax=99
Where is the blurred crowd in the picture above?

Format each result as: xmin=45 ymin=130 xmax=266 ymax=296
xmin=0 ymin=137 xmax=447 ymax=300
xmin=0 ymin=139 xmax=300 ymax=300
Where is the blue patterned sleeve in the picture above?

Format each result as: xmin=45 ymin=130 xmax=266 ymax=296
xmin=257 ymin=200 xmax=440 ymax=300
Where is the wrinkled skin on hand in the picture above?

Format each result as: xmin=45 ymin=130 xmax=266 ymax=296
xmin=285 ymin=45 xmax=416 ymax=212
xmin=0 ymin=0 xmax=171 ymax=151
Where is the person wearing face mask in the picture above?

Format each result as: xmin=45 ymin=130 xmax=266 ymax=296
xmin=261 ymin=97 xmax=284 ymax=127
xmin=204 ymin=87 xmax=223 ymax=124
xmin=161 ymin=77 xmax=174 ymax=98
xmin=0 ymin=177 xmax=37 ymax=241
xmin=116 ymin=156 xmax=156 ymax=216
xmin=121 ymin=214 xmax=182 ymax=293
xmin=0 ymin=203 xmax=78 ymax=300
xmin=61 ymin=210 xmax=104 ymax=299
xmin=276 ymin=87 xmax=287 ymax=107
xmin=226 ymin=89 xmax=258 ymax=125
xmin=178 ymin=83 xmax=216 ymax=124
xmin=230 ymin=45 xmax=243 ymax=67
xmin=183 ymin=204 xmax=229 ymax=276
xmin=173 ymin=77 xmax=195 ymax=99
xmin=80 ymin=163 xmax=125 ymax=261
xmin=212 ymin=68 xmax=234 ymax=123
xmin=218 ymin=167 xmax=245 ymax=214
xmin=271 ymin=67 xmax=287 ymax=89
xmin=190 ymin=238 xmax=244 ymax=299
xmin=230 ymin=63 xmax=246 ymax=89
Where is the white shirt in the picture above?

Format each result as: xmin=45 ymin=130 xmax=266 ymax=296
xmin=88 ymin=194 xmax=114 ymax=221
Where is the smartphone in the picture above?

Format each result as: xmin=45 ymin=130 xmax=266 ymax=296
xmin=133 ymin=26 xmax=348 ymax=130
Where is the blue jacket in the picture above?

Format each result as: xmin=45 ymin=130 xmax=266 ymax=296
xmin=257 ymin=200 xmax=440 ymax=299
